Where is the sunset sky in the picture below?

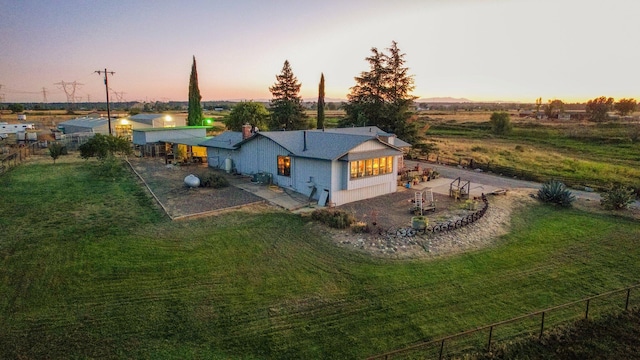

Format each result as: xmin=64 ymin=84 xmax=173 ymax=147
xmin=1 ymin=0 xmax=639 ymax=104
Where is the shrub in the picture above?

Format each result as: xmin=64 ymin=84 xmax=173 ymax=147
xmin=537 ymin=180 xmax=575 ymax=207
xmin=515 ymin=145 xmax=524 ymax=152
xmin=490 ymin=112 xmax=512 ymax=135
xmin=200 ymin=173 xmax=229 ymax=189
xmin=351 ymin=221 xmax=370 ymax=233
xmin=93 ymin=154 xmax=126 ymax=179
xmin=600 ymin=184 xmax=636 ymax=210
xmin=311 ymin=209 xmax=355 ymax=229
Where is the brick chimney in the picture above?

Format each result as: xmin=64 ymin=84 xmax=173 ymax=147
xmin=242 ymin=123 xmax=252 ymax=139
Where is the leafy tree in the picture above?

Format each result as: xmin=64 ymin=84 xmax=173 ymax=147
xmin=544 ymin=99 xmax=564 ymax=118
xmin=614 ymin=98 xmax=637 ymax=116
xmin=48 ymin=142 xmax=66 ymax=164
xmin=586 ymin=96 xmax=614 ymax=122
xmin=79 ymin=134 xmax=132 ymax=160
xmin=317 ymin=73 xmax=325 ymax=129
xmin=8 ymin=103 xmax=24 ymax=113
xmin=341 ymin=41 xmax=418 ymax=143
xmin=489 ymin=112 xmax=512 ymax=135
xmin=187 ymin=56 xmax=203 ymax=126
xmin=535 ymin=97 xmax=542 ymax=114
xmin=269 ymin=60 xmax=308 ymax=130
xmin=225 ymin=101 xmax=269 ymax=131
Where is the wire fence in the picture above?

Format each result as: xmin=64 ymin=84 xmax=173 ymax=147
xmin=367 ymin=283 xmax=640 ymax=360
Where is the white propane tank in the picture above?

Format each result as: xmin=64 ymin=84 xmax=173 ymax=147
xmin=224 ymin=158 xmax=233 ymax=173
xmin=184 ymin=174 xmax=200 ymax=188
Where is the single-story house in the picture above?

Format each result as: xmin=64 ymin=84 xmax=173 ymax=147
xmin=199 ymin=125 xmax=410 ymax=206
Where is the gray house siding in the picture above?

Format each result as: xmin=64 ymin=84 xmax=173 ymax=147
xmin=236 ymin=136 xmax=292 ymax=187
xmin=292 ymin=157 xmax=332 ymax=200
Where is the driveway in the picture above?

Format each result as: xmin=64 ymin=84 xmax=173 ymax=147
xmin=405 ymin=160 xmax=603 ymax=202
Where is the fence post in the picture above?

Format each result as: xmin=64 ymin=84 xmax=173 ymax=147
xmin=626 ymin=289 xmax=631 ymax=311
xmin=438 ymin=339 xmax=445 ymax=360
xmin=539 ymin=311 xmax=545 ymax=339
xmin=585 ymin=299 xmax=590 ymax=319
xmin=487 ymin=326 xmax=493 ymax=352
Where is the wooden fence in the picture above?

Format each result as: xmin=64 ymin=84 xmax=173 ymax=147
xmin=0 ymin=143 xmax=41 ymax=174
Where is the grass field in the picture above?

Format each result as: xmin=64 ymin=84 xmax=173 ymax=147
xmin=1 ymin=158 xmax=639 ymax=359
xmin=421 ymin=117 xmax=640 ymax=192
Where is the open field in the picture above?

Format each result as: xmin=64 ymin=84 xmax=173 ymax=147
xmin=1 ymin=157 xmax=639 ymax=359
xmin=418 ymin=116 xmax=640 ymax=193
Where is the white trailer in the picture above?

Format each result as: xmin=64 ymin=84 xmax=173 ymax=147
xmin=0 ymin=123 xmax=35 ymax=135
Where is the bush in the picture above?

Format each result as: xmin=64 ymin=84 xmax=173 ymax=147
xmin=200 ymin=173 xmax=229 ymax=189
xmin=311 ymin=209 xmax=355 ymax=229
xmin=93 ymin=154 xmax=126 ymax=179
xmin=600 ymin=184 xmax=636 ymax=210
xmin=490 ymin=112 xmax=512 ymax=135
xmin=537 ymin=180 xmax=575 ymax=207
xmin=350 ymin=221 xmax=370 ymax=233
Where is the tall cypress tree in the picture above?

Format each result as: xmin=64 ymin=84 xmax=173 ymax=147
xmin=269 ymin=60 xmax=308 ymax=130
xmin=187 ymin=56 xmax=203 ymax=126
xmin=317 ymin=73 xmax=325 ymax=129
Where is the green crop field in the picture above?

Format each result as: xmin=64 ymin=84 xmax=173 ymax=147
xmin=1 ymin=159 xmax=639 ymax=359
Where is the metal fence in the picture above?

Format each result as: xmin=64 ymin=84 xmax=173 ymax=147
xmin=367 ymin=283 xmax=640 ymax=359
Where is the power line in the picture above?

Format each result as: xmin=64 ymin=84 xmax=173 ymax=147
xmin=54 ymin=81 xmax=83 ymax=109
xmin=95 ymin=68 xmax=115 ymax=135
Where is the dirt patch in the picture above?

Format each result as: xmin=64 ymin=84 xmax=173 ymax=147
xmin=127 ymin=157 xmax=264 ymax=219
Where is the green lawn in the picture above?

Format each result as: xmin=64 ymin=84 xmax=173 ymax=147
xmin=1 ymin=160 xmax=639 ymax=359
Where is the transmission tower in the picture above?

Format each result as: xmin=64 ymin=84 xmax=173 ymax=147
xmin=54 ymin=81 xmax=83 ymax=109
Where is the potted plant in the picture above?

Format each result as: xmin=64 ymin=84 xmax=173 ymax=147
xmin=411 ymin=216 xmax=428 ymax=230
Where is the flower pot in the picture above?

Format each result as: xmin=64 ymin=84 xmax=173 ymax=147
xmin=412 ymin=216 xmax=428 ymax=230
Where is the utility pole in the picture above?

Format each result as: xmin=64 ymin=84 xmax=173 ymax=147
xmin=95 ymin=68 xmax=115 ymax=135
xmin=42 ymin=87 xmax=48 ymax=103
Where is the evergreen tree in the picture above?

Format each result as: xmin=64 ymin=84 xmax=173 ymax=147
xmin=187 ymin=56 xmax=203 ymax=126
xmin=317 ymin=73 xmax=325 ymax=129
xmin=269 ymin=60 xmax=308 ymax=130
xmin=341 ymin=41 xmax=418 ymax=143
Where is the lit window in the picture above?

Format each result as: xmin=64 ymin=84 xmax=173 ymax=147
xmin=277 ymin=156 xmax=291 ymax=177
xmin=350 ymin=156 xmax=395 ymax=179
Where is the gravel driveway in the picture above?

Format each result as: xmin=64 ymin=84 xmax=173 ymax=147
xmin=405 ymin=160 xmax=603 ymax=202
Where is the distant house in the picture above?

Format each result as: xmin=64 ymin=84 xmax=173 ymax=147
xmin=558 ymin=113 xmax=571 ymax=121
xmin=199 ymin=126 xmax=409 ymax=206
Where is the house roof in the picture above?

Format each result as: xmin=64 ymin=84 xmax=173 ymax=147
xmin=160 ymin=136 xmax=212 ymax=147
xmin=247 ymin=131 xmax=402 ymax=161
xmin=199 ymin=126 xmax=407 ymax=160
xmin=198 ymin=131 xmax=243 ymax=150
xmin=311 ymin=126 xmax=412 ymax=148
xmin=134 ymin=126 xmax=207 ymax=132
xmin=128 ymin=113 xmax=165 ymax=125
